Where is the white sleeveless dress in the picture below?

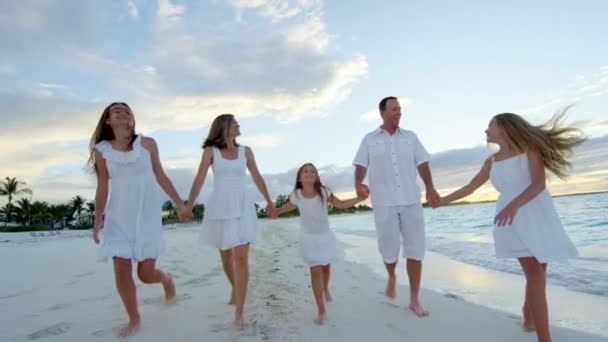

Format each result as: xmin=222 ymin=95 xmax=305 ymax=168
xmin=94 ymin=135 xmax=165 ymax=262
xmin=289 ymin=188 xmax=337 ymax=266
xmin=490 ymin=153 xmax=578 ymax=263
xmin=200 ymin=146 xmax=259 ymax=250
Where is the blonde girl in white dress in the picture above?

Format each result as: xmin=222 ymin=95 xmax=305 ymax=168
xmin=273 ymin=163 xmax=367 ymax=325
xmin=183 ymin=114 xmax=276 ymax=329
xmin=438 ymin=110 xmax=584 ymax=342
xmin=89 ymin=102 xmax=187 ymax=337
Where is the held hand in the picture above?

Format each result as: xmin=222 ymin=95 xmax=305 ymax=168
xmin=267 ymin=203 xmax=277 ymax=219
xmin=177 ymin=204 xmax=192 ymax=222
xmin=356 ymin=184 xmax=370 ymax=198
xmin=425 ymin=187 xmax=440 ymax=208
xmin=438 ymin=196 xmax=448 ymax=207
xmin=494 ymin=204 xmax=518 ymax=227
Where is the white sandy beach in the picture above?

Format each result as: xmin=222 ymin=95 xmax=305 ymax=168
xmin=1 ymin=220 xmax=606 ymax=342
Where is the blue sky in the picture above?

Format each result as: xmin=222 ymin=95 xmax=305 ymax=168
xmin=0 ymin=0 xmax=607 ymax=204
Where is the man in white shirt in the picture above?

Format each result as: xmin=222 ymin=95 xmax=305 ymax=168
xmin=353 ymin=96 xmax=440 ymax=317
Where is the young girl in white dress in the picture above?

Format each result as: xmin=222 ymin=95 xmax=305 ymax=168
xmin=273 ymin=163 xmax=367 ymax=325
xmin=89 ymin=102 xmax=187 ymax=337
xmin=439 ymin=110 xmax=584 ymax=342
xmin=183 ymin=114 xmax=276 ymax=329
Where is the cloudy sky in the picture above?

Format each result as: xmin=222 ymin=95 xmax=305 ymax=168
xmin=1 ymin=0 xmax=607 ymax=205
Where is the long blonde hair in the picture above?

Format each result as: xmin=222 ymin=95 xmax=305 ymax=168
xmin=493 ymin=107 xmax=586 ymax=179
xmin=87 ymin=102 xmax=136 ymax=172
xmin=202 ymin=114 xmax=239 ymax=149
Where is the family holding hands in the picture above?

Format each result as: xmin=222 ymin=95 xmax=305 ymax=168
xmin=90 ymin=96 xmax=583 ymax=342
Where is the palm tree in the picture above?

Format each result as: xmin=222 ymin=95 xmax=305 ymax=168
xmin=86 ymin=201 xmax=95 ymax=225
xmin=15 ymin=197 xmax=32 ymax=225
xmin=50 ymin=204 xmax=71 ymax=229
xmin=193 ymin=203 xmax=205 ymax=221
xmin=70 ymin=195 xmax=86 ymax=224
xmin=30 ymin=201 xmax=50 ymax=225
xmin=162 ymin=200 xmax=177 ymax=220
xmin=0 ymin=177 xmax=32 ymax=226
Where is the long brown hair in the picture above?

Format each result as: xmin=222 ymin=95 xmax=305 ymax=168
xmin=202 ymin=114 xmax=239 ymax=149
xmin=493 ymin=107 xmax=586 ymax=179
xmin=293 ymin=163 xmax=328 ymax=204
xmin=87 ymin=102 xmax=137 ymax=172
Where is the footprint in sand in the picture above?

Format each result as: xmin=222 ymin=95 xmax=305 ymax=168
xmin=27 ymin=322 xmax=72 ymax=340
xmin=180 ymin=277 xmax=207 ymax=287
xmin=142 ymin=292 xmax=191 ymax=305
xmin=74 ymin=271 xmax=95 ymax=278
xmin=443 ymin=293 xmax=462 ymax=300
xmin=209 ymin=323 xmax=229 ymax=333
xmin=48 ymin=304 xmax=68 ymax=311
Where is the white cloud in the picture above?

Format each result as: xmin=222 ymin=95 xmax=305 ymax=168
xmin=157 ymin=0 xmax=185 ymax=30
xmin=240 ymin=134 xmax=281 ymax=147
xmin=127 ymin=0 xmax=139 ymax=17
xmin=520 ymin=65 xmax=608 ymax=116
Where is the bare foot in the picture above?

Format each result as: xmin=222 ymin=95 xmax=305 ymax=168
xmin=385 ymin=275 xmax=397 ymax=299
xmin=522 ymin=306 xmax=535 ymax=332
xmin=118 ymin=319 xmax=140 ymax=338
xmin=324 ymin=291 xmax=333 ymax=302
xmin=313 ymin=312 xmax=327 ymax=325
xmin=408 ymin=303 xmax=430 ymax=317
xmin=162 ymin=273 xmax=176 ymax=302
xmin=233 ymin=315 xmax=248 ymax=330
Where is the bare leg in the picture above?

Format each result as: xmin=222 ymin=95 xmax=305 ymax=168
xmin=384 ymin=262 xmax=397 ymax=299
xmin=519 ymin=257 xmax=551 ymax=342
xmin=233 ymin=243 xmax=250 ymax=330
xmin=523 ymin=263 xmax=548 ymax=332
xmin=406 ymin=259 xmax=428 ymax=317
xmin=310 ymin=266 xmax=327 ymax=324
xmin=220 ymin=249 xmax=236 ymax=304
xmin=322 ymin=264 xmax=332 ymax=302
xmin=137 ymin=259 xmax=175 ymax=302
xmin=113 ymin=257 xmax=141 ymax=337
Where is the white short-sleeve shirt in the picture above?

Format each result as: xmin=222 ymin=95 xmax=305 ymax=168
xmin=289 ymin=188 xmax=332 ymax=235
xmin=353 ymin=127 xmax=430 ymax=207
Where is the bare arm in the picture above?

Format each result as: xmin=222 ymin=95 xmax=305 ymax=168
xmin=93 ymin=150 xmax=108 ymax=244
xmin=143 ymin=137 xmax=184 ymax=208
xmin=494 ymin=149 xmax=546 ymax=226
xmin=245 ymin=147 xmax=273 ymax=205
xmin=186 ymin=147 xmax=213 ymax=208
xmin=354 ymin=165 xmax=367 ymax=187
xmin=275 ymin=201 xmax=297 ymax=217
xmin=329 ymin=193 xmax=366 ymax=209
xmin=354 ymin=165 xmax=369 ymax=198
xmin=417 ymin=162 xmax=440 ymax=207
xmin=417 ymin=162 xmax=435 ymax=190
xmin=441 ymin=158 xmax=492 ymax=204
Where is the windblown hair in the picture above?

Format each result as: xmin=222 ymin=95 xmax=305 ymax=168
xmin=493 ymin=106 xmax=586 ymax=179
xmin=202 ymin=114 xmax=239 ymax=149
xmin=293 ymin=163 xmax=328 ymax=204
xmin=87 ymin=102 xmax=136 ymax=173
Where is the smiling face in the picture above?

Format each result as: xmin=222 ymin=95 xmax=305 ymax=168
xmin=380 ymin=98 xmax=401 ymax=130
xmin=105 ymin=103 xmax=134 ymax=129
xmin=485 ymin=118 xmax=505 ymax=144
xmin=227 ymin=117 xmax=241 ymax=139
xmin=298 ymin=164 xmax=319 ymax=186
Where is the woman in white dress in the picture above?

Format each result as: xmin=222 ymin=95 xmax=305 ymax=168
xmin=183 ymin=114 xmax=276 ymax=329
xmin=438 ymin=109 xmax=585 ymax=342
xmin=273 ymin=163 xmax=367 ymax=325
xmin=89 ymin=102 xmax=187 ymax=337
